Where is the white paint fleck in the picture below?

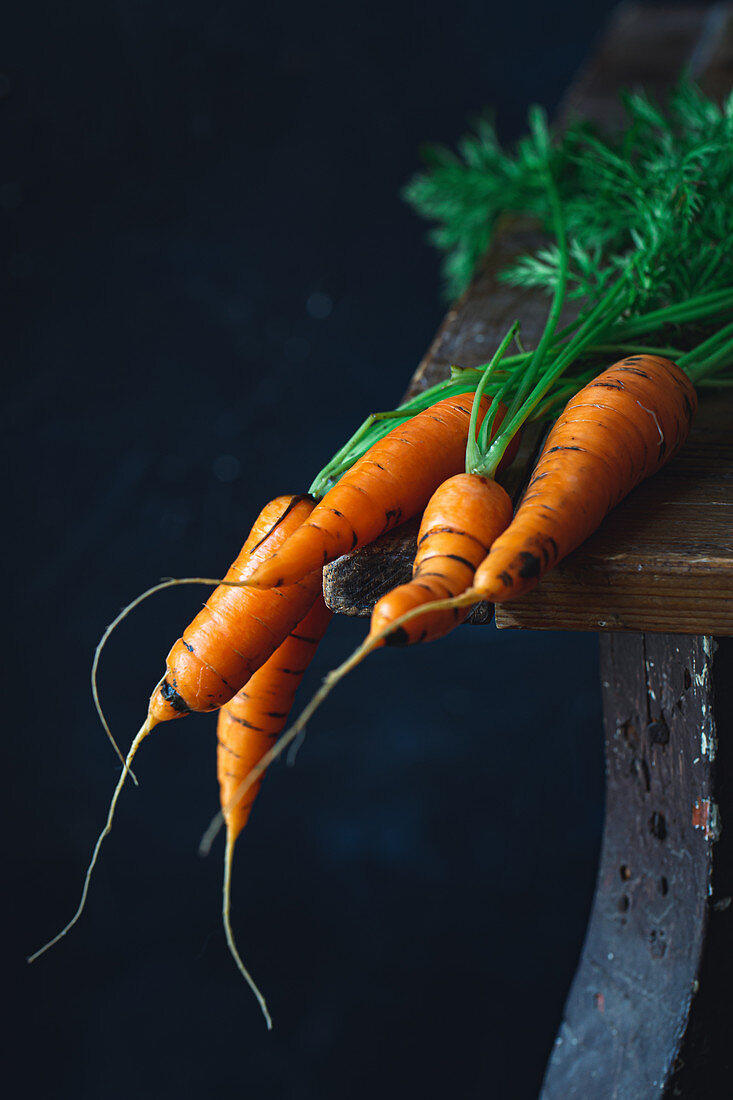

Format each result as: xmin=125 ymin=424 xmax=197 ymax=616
xmin=607 ymin=952 xmax=614 ymax=961
xmin=636 ymin=398 xmax=664 ymax=444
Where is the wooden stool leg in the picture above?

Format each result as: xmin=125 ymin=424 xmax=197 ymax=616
xmin=540 ymin=635 xmax=733 ymax=1099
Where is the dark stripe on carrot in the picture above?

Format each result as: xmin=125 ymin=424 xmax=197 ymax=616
xmin=617 ymin=366 xmax=652 ymax=379
xmin=327 ymin=508 xmax=359 ymax=550
xmin=249 ymin=494 xmax=315 ymax=554
xmin=518 ymin=552 xmax=542 ymax=579
xmin=442 ymin=553 xmax=478 ymax=571
xmin=217 ymin=739 xmax=243 ymax=758
xmin=228 ymin=714 xmax=266 ymax=730
xmin=161 ymin=679 xmax=192 ymax=714
xmin=417 ymin=526 xmax=490 ymax=554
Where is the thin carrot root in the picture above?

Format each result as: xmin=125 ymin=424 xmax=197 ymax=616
xmin=27 ymin=714 xmax=155 ymax=964
xmin=198 ymin=637 xmax=370 ymax=856
xmin=198 ymin=590 xmax=481 ymax=855
xmin=91 ymin=574 xmax=259 ymax=784
xmin=222 ymin=829 xmax=273 ymax=1030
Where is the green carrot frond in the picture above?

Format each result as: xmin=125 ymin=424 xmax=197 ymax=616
xmin=405 ymin=76 xmax=733 ymax=313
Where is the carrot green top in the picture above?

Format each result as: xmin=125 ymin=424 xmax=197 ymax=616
xmin=311 ymin=81 xmax=733 ymax=496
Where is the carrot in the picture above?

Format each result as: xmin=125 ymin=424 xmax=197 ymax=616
xmin=149 ymin=494 xmax=321 ymax=724
xmin=369 ymin=473 xmax=513 ymax=645
xmin=217 ymin=596 xmax=332 ymax=1025
xmin=243 ymin=395 xmax=515 ymax=590
xmin=367 ymin=326 xmax=521 ymax=646
xmin=28 ymin=493 xmax=323 ymax=974
xmin=218 ymin=594 xmax=333 ymax=841
xmin=469 ymin=355 xmax=697 ymax=602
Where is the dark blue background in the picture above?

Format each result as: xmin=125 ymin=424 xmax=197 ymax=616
xmin=2 ymin=2 xmax=638 ymax=1096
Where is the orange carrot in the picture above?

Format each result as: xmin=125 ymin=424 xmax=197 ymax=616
xmin=369 ymin=473 xmax=513 ymax=645
xmin=217 ymin=596 xmax=332 ymax=1025
xmin=468 ymin=355 xmax=697 ymax=602
xmin=217 ymin=594 xmax=333 ymax=843
xmin=244 ymin=395 xmax=515 ymax=590
xmin=149 ymin=494 xmax=322 ymax=725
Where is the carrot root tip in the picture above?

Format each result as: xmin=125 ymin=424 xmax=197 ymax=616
xmin=222 ymin=832 xmax=273 ymax=1030
xmin=27 ymin=717 xmax=153 ymax=965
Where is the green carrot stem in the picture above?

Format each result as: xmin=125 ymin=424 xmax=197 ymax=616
xmin=477 ymin=326 xmax=527 ymax=451
xmin=586 ymin=343 xmax=685 ymax=358
xmin=611 ymin=290 xmax=733 ymax=341
xmin=469 ymin=136 xmax=569 ymax=476
xmin=480 ymin=266 xmax=634 ymax=476
xmin=679 ymin=320 xmax=733 ymax=379
xmin=508 ymin=152 xmax=568 ymax=414
xmin=308 ymin=377 xmax=479 ymax=496
xmin=465 ymin=323 xmax=520 ymax=475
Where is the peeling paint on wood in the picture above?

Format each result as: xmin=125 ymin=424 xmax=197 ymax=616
xmin=541 ymin=635 xmax=733 ymax=1098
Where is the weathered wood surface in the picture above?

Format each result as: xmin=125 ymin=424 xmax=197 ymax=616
xmin=541 ymin=634 xmax=733 ymax=1099
xmin=322 ymin=2 xmax=733 ymax=635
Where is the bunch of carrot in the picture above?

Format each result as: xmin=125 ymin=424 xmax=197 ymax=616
xmin=29 ymin=80 xmax=733 ymax=1027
